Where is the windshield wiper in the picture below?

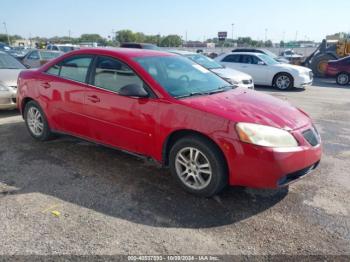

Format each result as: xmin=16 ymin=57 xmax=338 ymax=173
xmin=207 ymin=85 xmax=235 ymax=94
xmin=176 ymin=85 xmax=235 ymax=99
xmin=175 ymin=91 xmax=207 ymax=99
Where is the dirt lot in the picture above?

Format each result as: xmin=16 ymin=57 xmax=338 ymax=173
xmin=0 ymin=79 xmax=349 ymax=257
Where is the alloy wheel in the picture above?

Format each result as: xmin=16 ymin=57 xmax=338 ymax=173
xmin=175 ymin=147 xmax=212 ymax=190
xmin=276 ymin=75 xmax=291 ymax=90
xmin=27 ymin=107 xmax=44 ymax=136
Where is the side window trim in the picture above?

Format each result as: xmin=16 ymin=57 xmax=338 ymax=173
xmin=88 ymin=55 xmax=157 ymax=98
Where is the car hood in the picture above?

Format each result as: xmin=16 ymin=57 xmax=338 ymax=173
xmin=210 ymin=67 xmax=252 ymax=81
xmin=273 ymin=63 xmax=311 ymax=73
xmin=180 ymin=89 xmax=310 ymax=130
xmin=0 ymin=69 xmax=22 ymax=87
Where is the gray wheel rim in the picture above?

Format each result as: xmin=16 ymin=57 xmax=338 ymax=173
xmin=175 ymin=147 xmax=212 ymax=190
xmin=276 ymin=75 xmax=291 ymax=89
xmin=27 ymin=107 xmax=44 ymax=136
xmin=338 ymin=74 xmax=349 ymax=85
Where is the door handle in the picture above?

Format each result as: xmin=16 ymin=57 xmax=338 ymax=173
xmin=87 ymin=95 xmax=100 ymax=103
xmin=41 ymin=82 xmax=51 ymax=89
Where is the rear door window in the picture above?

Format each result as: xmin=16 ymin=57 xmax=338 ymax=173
xmin=46 ymin=56 xmax=93 ymax=83
xmin=222 ymin=54 xmax=241 ymax=63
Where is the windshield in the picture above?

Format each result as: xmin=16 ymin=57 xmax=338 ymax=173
xmin=40 ymin=51 xmax=62 ymax=60
xmin=185 ymin=54 xmax=223 ymax=70
xmin=0 ymin=53 xmax=25 ymax=69
xmin=262 ymin=49 xmax=278 ymax=58
xmin=258 ymin=54 xmax=279 ymax=65
xmin=58 ymin=46 xmax=75 ymax=53
xmin=134 ymin=56 xmax=233 ymax=98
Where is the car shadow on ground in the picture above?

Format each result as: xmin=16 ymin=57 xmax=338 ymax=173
xmin=0 ymin=122 xmax=288 ymax=229
xmin=0 ymin=109 xmax=20 ymax=118
xmin=313 ymin=78 xmax=350 ymax=89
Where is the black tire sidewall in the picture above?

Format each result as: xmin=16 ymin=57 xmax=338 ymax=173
xmin=274 ymin=73 xmax=293 ymax=90
xmin=169 ymin=136 xmax=227 ymax=197
xmin=24 ymin=101 xmax=52 ymax=141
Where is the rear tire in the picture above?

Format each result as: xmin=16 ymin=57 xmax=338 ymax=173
xmin=336 ymin=73 xmax=349 ymax=86
xmin=24 ymin=101 xmax=54 ymax=141
xmin=169 ymin=136 xmax=228 ymax=197
xmin=273 ymin=73 xmax=294 ymax=90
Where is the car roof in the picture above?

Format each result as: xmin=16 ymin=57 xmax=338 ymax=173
xmin=64 ymin=47 xmax=174 ymax=58
xmin=169 ymin=50 xmax=197 ymax=56
xmin=225 ymin=52 xmax=263 ymax=56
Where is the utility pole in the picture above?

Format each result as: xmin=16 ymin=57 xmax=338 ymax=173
xmin=3 ymin=22 xmax=10 ymax=45
xmin=265 ymin=28 xmax=268 ymax=43
xmin=231 ymin=23 xmax=234 ymax=40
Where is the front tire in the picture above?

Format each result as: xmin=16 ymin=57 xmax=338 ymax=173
xmin=273 ymin=73 xmax=294 ymax=90
xmin=336 ymin=73 xmax=349 ymax=86
xmin=169 ymin=136 xmax=228 ymax=197
xmin=24 ymin=101 xmax=53 ymax=141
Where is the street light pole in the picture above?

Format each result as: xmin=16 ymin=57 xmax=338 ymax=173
xmin=3 ymin=22 xmax=10 ymax=45
xmin=231 ymin=23 xmax=234 ymax=40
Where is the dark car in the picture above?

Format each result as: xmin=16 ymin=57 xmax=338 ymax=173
xmin=120 ymin=43 xmax=160 ymax=50
xmin=232 ymin=48 xmax=289 ymax=63
xmin=0 ymin=42 xmax=12 ymax=52
xmin=325 ymin=56 xmax=350 ymax=86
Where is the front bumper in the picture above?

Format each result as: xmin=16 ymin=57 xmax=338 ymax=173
xmin=226 ymin=124 xmax=322 ymax=188
xmin=0 ymin=91 xmax=17 ymax=110
xmin=294 ymin=73 xmax=313 ymax=88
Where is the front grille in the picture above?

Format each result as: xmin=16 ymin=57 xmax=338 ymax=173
xmin=242 ymin=79 xmax=252 ymax=84
xmin=309 ymin=72 xmax=313 ymax=80
xmin=278 ymin=161 xmax=320 ymax=186
xmin=303 ymin=128 xmax=319 ymax=146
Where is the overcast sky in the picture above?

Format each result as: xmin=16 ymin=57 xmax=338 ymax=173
xmin=1 ymin=0 xmax=349 ymax=42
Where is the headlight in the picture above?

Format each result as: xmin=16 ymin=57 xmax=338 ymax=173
xmin=236 ymin=123 xmax=298 ymax=148
xmin=223 ymin=78 xmax=242 ymax=85
xmin=0 ymin=84 xmax=10 ymax=92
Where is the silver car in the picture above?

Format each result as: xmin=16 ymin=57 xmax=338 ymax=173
xmin=0 ymin=51 xmax=25 ymax=110
xmin=170 ymin=50 xmax=254 ymax=89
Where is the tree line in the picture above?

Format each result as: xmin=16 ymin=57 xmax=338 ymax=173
xmin=0 ymin=30 xmax=183 ymax=47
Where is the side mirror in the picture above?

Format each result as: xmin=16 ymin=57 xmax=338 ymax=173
xmin=119 ymin=84 xmax=149 ymax=98
xmin=257 ymin=61 xmax=266 ymax=65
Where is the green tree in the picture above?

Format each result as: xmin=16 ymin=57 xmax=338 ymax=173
xmin=116 ymin=30 xmax=137 ymax=43
xmin=79 ymin=34 xmax=105 ymax=44
xmin=160 ymin=35 xmax=182 ymax=47
xmin=264 ymin=40 xmax=273 ymax=47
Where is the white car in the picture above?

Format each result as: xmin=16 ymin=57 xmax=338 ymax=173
xmin=215 ymin=52 xmax=313 ymax=90
xmin=0 ymin=51 xmax=25 ymax=110
xmin=171 ymin=50 xmax=254 ymax=89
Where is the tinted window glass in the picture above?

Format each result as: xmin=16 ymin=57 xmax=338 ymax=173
xmin=222 ymin=54 xmax=240 ymax=63
xmin=241 ymin=55 xmax=261 ymax=64
xmin=60 ymin=56 xmax=92 ymax=82
xmin=28 ymin=51 xmax=39 ymax=60
xmin=93 ymin=56 xmax=143 ymax=93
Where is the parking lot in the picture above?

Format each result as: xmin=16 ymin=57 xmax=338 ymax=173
xmin=0 ymin=79 xmax=349 ymax=256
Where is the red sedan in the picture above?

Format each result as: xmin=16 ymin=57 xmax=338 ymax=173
xmin=326 ymin=56 xmax=350 ymax=85
xmin=17 ymin=48 xmax=322 ymax=197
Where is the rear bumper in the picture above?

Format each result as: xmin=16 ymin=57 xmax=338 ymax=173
xmin=226 ymin=124 xmax=322 ymax=188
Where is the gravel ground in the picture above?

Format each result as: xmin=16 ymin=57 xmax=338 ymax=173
xmin=0 ymin=79 xmax=349 ymax=258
